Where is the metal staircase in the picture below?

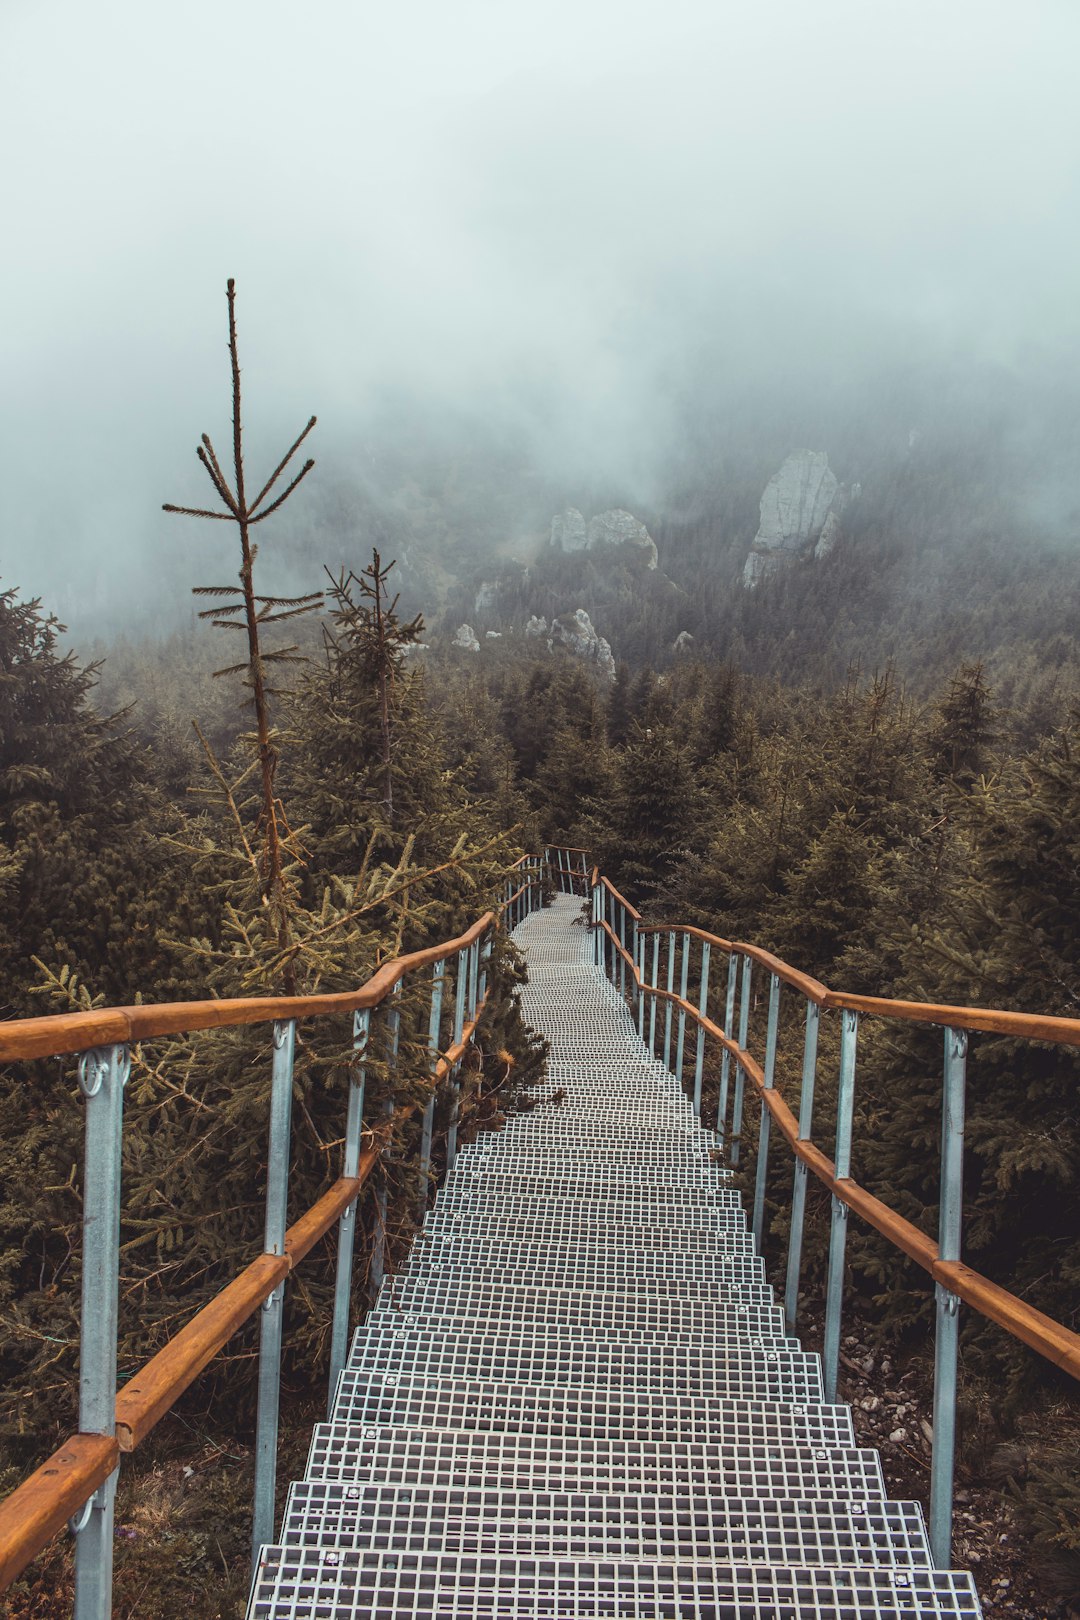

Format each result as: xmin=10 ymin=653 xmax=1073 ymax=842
xmin=247 ymin=894 xmax=983 ymax=1617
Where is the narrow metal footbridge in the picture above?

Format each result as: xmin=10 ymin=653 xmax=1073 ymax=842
xmin=250 ymin=893 xmax=982 ymax=1618
xmin=3 ymin=850 xmax=1079 ymax=1615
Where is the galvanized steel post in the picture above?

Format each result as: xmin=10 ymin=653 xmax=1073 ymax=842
xmin=634 ymin=919 xmax=645 ymax=1039
xmin=618 ymin=904 xmax=627 ymax=999
xmin=418 ymin=959 xmax=446 ymax=1218
xmin=783 ymin=999 xmax=821 ymax=1329
xmin=370 ymin=987 xmax=401 ymax=1295
xmin=693 ymin=939 xmax=711 ymax=1118
xmin=729 ymin=955 xmax=753 ymax=1168
xmin=649 ymin=933 xmax=660 ymax=1055
xmin=251 ymin=1018 xmax=297 ymax=1571
xmin=663 ymin=930 xmax=676 ymax=1073
xmin=717 ymin=952 xmax=739 ymax=1148
xmin=72 ymin=1043 xmax=129 ymax=1620
xmin=751 ymin=973 xmax=782 ymax=1251
xmin=823 ymin=1008 xmax=859 ymax=1404
xmin=327 ymin=1009 xmax=369 ymax=1416
xmin=929 ymin=1026 xmax=968 ymax=1568
xmin=445 ymin=947 xmax=469 ymax=1174
xmin=591 ymin=882 xmax=602 ymax=968
xmin=674 ymin=931 xmax=690 ymax=1088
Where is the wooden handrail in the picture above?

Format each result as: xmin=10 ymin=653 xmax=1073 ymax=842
xmin=0 ymin=913 xmax=495 ymax=1063
xmin=613 ymin=906 xmax=1080 ymax=1046
xmin=596 ymin=914 xmax=1080 ymax=1385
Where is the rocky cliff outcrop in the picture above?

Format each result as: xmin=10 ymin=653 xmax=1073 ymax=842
xmin=551 ymin=609 xmax=616 ymax=681
xmin=452 ymin=623 xmax=480 ymax=652
xmin=551 ymin=509 xmax=589 ymax=552
xmin=551 ymin=507 xmax=658 ymax=569
xmin=586 ymin=509 xmax=658 ymax=569
xmin=742 ymin=451 xmax=855 ymax=587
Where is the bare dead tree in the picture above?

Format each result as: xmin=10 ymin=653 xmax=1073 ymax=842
xmin=164 ymin=278 xmax=321 ymax=986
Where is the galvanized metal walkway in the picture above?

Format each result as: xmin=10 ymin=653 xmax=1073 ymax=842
xmin=247 ymin=894 xmax=983 ymax=1617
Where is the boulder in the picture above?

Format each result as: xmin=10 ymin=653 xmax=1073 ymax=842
xmin=452 ymin=623 xmax=480 ymax=652
xmin=551 ymin=508 xmax=588 ymax=552
xmin=551 ymin=608 xmax=616 ymax=681
xmin=672 ymin=630 xmax=695 ymax=654
xmin=524 ymin=614 xmax=548 ymax=638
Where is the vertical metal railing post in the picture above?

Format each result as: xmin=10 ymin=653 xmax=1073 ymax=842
xmin=693 ymin=939 xmax=711 ymax=1119
xmin=663 ymin=931 xmax=676 ymax=1073
xmin=823 ymin=1008 xmax=859 ymax=1404
xmin=930 ymin=1026 xmax=968 ymax=1568
xmin=71 ymin=1043 xmax=129 ymax=1620
xmin=618 ymin=904 xmax=627 ymax=999
xmin=783 ymin=998 xmax=821 ymax=1329
xmin=251 ymin=1018 xmax=297 ymax=1570
xmin=674 ymin=931 xmax=690 ymax=1090
xmin=478 ymin=931 xmax=491 ymax=1006
xmin=729 ymin=955 xmax=753 ymax=1167
xmin=717 ymin=952 xmax=739 ymax=1148
xmin=370 ymin=986 xmax=401 ymax=1296
xmin=649 ymin=933 xmax=660 ymax=1055
xmin=633 ymin=919 xmax=644 ymax=1038
xmin=327 ymin=1008 xmax=369 ymax=1416
xmin=445 ymin=947 xmax=468 ymax=1174
xmin=591 ymin=882 xmax=601 ymax=968
xmin=418 ymin=959 xmax=446 ymax=1219
xmin=751 ymin=973 xmax=782 ymax=1252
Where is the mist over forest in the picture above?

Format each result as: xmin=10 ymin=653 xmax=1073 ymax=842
xmin=3 ymin=0 xmax=1079 ymax=671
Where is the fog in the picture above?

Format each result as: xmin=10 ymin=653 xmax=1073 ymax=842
xmin=2 ymin=0 xmax=1079 ymax=632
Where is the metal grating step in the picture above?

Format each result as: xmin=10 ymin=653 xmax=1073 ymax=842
xmin=421 ymin=1212 xmax=750 ymax=1243
xmin=343 ymin=1334 xmax=815 ymax=1397
xmin=432 ymin=1185 xmax=742 ymax=1211
xmin=354 ymin=1315 xmax=795 ymax=1354
xmin=248 ymin=1550 xmax=981 ymax=1618
xmin=374 ymin=1274 xmax=778 ymax=1319
xmin=306 ymin=1424 xmax=886 ymax=1498
xmin=279 ymin=1483 xmax=933 ymax=1567
xmin=329 ymin=1373 xmax=855 ymax=1447
xmin=369 ymin=1296 xmax=789 ymax=1342
xmin=412 ymin=1227 xmax=758 ymax=1258
xmin=397 ymin=1253 xmax=770 ymax=1291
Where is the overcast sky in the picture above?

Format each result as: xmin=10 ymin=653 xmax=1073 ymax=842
xmin=2 ymin=0 xmax=1079 ymax=624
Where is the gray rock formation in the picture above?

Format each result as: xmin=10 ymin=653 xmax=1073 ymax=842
xmin=524 ymin=614 xmax=548 ymax=638
xmin=474 ymin=580 xmax=499 ymax=612
xmin=743 ymin=451 xmax=855 ymax=586
xmin=452 ymin=623 xmax=480 ymax=652
xmin=672 ymin=630 xmax=695 ymax=654
xmin=586 ymin=509 xmax=659 ymax=569
xmin=551 ymin=608 xmax=616 ymax=681
xmin=551 ymin=508 xmax=588 ymax=552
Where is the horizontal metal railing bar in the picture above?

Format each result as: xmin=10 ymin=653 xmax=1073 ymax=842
xmin=595 ymin=908 xmax=1080 ymax=1384
xmin=0 ymin=958 xmax=494 ymax=1592
xmin=0 ymin=912 xmax=498 ymax=1062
